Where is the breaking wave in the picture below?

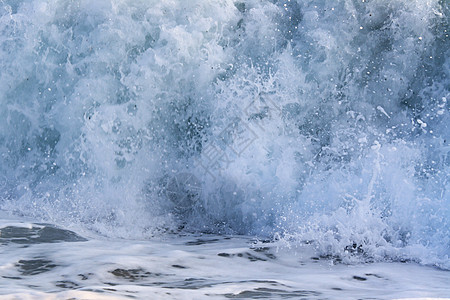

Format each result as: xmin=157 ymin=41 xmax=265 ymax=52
xmin=0 ymin=0 xmax=448 ymax=268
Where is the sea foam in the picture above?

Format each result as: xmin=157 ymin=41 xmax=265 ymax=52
xmin=0 ymin=0 xmax=448 ymax=268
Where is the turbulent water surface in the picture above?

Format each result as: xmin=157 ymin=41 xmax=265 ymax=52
xmin=0 ymin=0 xmax=449 ymax=292
xmin=1 ymin=216 xmax=450 ymax=299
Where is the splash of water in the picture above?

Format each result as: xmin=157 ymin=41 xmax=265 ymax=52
xmin=0 ymin=0 xmax=448 ymax=268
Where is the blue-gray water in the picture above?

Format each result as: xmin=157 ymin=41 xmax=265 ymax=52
xmin=0 ymin=0 xmax=448 ymax=269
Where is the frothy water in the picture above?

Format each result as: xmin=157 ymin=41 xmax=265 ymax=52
xmin=0 ymin=0 xmax=448 ymax=269
xmin=1 ymin=217 xmax=449 ymax=299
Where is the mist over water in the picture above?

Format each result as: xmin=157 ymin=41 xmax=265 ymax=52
xmin=0 ymin=0 xmax=448 ymax=268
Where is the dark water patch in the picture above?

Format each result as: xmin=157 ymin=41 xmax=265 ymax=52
xmin=135 ymin=278 xmax=212 ymax=290
xmin=345 ymin=243 xmax=364 ymax=254
xmin=26 ymin=284 xmax=40 ymax=289
xmin=237 ymin=252 xmax=267 ymax=262
xmin=251 ymin=246 xmax=271 ymax=252
xmin=0 ymin=225 xmax=87 ymax=245
xmin=171 ymin=264 xmax=187 ymax=269
xmin=78 ymin=273 xmax=94 ymax=280
xmin=163 ymin=279 xmax=285 ymax=291
xmin=105 ymin=282 xmax=118 ymax=286
xmin=310 ymin=255 xmax=345 ymax=264
xmin=56 ymin=280 xmax=79 ymax=289
xmin=185 ymin=238 xmax=220 ymax=246
xmin=223 ymin=287 xmax=321 ymax=299
xmin=320 ymin=255 xmax=343 ymax=263
xmin=250 ymin=246 xmax=277 ymax=260
xmin=168 ymin=277 xmax=209 ymax=290
xmin=110 ymin=268 xmax=162 ymax=281
xmin=2 ymin=276 xmax=22 ymax=280
xmin=218 ymin=252 xmax=232 ymax=257
xmin=79 ymin=288 xmax=107 ymax=294
xmin=352 ymin=276 xmax=367 ymax=281
xmin=365 ymin=273 xmax=383 ymax=279
xmin=16 ymin=258 xmax=57 ymax=275
xmin=264 ymin=253 xmax=276 ymax=260
xmin=218 ymin=252 xmax=267 ymax=262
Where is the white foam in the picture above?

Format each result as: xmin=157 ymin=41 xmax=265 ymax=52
xmin=0 ymin=0 xmax=448 ymax=269
xmin=0 ymin=218 xmax=449 ymax=299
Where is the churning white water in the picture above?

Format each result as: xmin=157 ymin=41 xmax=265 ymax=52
xmin=0 ymin=0 xmax=448 ymax=275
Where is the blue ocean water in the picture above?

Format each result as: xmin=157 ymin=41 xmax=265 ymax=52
xmin=0 ymin=0 xmax=448 ymax=269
